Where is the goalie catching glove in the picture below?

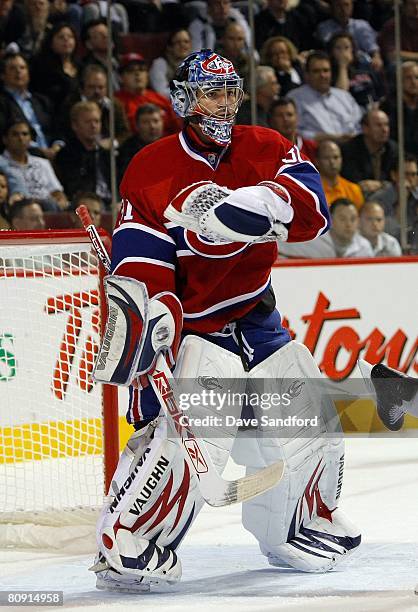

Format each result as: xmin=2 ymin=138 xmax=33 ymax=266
xmin=93 ymin=276 xmax=182 ymax=386
xmin=164 ymin=180 xmax=293 ymax=243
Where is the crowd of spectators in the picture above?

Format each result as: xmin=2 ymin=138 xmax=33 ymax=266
xmin=0 ymin=0 xmax=417 ymax=256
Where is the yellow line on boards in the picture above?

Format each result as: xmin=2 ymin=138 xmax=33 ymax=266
xmin=0 ymin=417 xmax=133 ymax=463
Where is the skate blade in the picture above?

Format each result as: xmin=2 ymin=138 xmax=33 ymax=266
xmin=96 ymin=574 xmax=151 ymax=593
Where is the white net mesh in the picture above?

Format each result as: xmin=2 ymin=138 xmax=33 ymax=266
xmin=0 ymin=235 xmax=108 ymax=535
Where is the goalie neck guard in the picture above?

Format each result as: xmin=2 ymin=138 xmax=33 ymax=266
xmin=170 ymin=49 xmax=244 ymax=147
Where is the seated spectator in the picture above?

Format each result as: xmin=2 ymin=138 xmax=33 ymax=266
xmin=189 ymin=0 xmax=251 ymax=53
xmin=341 ymin=108 xmax=398 ymax=197
xmin=48 ymin=0 xmax=82 ymax=35
xmin=315 ymin=0 xmax=383 ymax=72
xmin=30 ymin=22 xmax=80 ymax=114
xmin=260 ymin=35 xmax=303 ymax=96
xmin=279 ymin=198 xmax=374 ymax=258
xmin=60 ymin=64 xmax=130 ymax=149
xmin=149 ymin=29 xmax=192 ymax=98
xmin=71 ymin=191 xmax=103 ymax=228
xmin=117 ymin=104 xmax=164 ymax=181
xmin=0 ymin=0 xmax=26 ymax=53
xmin=0 ymin=52 xmax=61 ymax=160
xmin=328 ymin=32 xmax=383 ymax=109
xmin=54 ymin=101 xmax=112 ymax=206
xmin=215 ymin=23 xmax=251 ymax=89
xmin=236 ymin=65 xmax=280 ymax=127
xmin=8 ymin=197 xmax=46 ymax=230
xmin=0 ymin=170 xmax=10 ymax=229
xmin=378 ymin=0 xmax=418 ymax=64
xmin=287 ymin=51 xmax=362 ymax=143
xmin=268 ymin=98 xmax=318 ymax=160
xmin=371 ymin=154 xmax=418 ymax=249
xmin=81 ymin=19 xmax=119 ymax=91
xmin=0 ymin=157 xmax=27 ymax=201
xmin=0 ymin=120 xmax=68 ymax=210
xmin=115 ymin=53 xmax=181 ymax=136
xmin=317 ymin=139 xmax=364 ymax=208
xmin=359 ymin=200 xmax=402 ymax=256
xmin=16 ymin=0 xmax=51 ymax=58
xmin=81 ymin=0 xmax=129 ymax=35
xmin=382 ymin=61 xmax=418 ymax=158
xmin=254 ymin=0 xmax=317 ymax=51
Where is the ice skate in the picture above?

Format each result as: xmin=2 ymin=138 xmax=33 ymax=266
xmin=359 ymin=360 xmax=418 ymax=431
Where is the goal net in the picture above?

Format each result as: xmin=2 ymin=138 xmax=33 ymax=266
xmin=0 ymin=230 xmax=118 ymax=549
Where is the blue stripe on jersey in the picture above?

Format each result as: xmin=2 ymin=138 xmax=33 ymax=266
xmin=166 ymin=225 xmax=188 ymax=249
xmin=183 ymin=280 xmax=270 ymax=320
xmin=215 ymin=204 xmax=271 ymax=236
xmin=111 ymin=227 xmax=176 ymax=272
xmin=279 ymin=162 xmax=330 ymax=234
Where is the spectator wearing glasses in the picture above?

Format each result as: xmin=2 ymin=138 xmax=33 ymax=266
xmin=149 ymin=29 xmax=192 ymax=99
xmin=260 ymin=35 xmax=303 ymax=97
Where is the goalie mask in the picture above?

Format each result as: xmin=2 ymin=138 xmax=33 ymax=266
xmin=170 ymin=49 xmax=244 ymax=146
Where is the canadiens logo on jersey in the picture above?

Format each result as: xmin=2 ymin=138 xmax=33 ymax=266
xmin=201 ymin=53 xmax=235 ymax=76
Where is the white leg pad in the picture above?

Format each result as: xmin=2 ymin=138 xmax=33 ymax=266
xmin=233 ymin=341 xmax=360 ymax=571
xmin=174 ymin=334 xmax=246 ymax=472
xmin=93 ymin=335 xmax=246 ymax=591
xmin=95 ymin=417 xmax=191 ymax=587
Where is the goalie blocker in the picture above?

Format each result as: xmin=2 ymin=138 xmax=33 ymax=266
xmin=93 ymin=276 xmax=182 ymax=386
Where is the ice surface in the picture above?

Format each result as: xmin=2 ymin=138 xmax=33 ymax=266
xmin=1 ymin=438 xmax=417 ymax=612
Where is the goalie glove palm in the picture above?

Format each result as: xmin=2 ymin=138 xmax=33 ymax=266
xmin=165 ymin=180 xmax=292 ymax=243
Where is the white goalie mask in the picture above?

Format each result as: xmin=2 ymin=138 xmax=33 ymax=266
xmin=170 ymin=49 xmax=244 ymax=146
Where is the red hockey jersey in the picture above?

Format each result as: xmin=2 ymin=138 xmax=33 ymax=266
xmin=112 ymin=125 xmax=329 ymax=333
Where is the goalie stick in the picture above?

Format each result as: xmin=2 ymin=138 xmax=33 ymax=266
xmin=76 ymin=205 xmax=285 ymax=507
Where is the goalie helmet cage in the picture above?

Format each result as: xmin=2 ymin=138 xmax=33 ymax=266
xmin=0 ymin=230 xmax=119 ymax=549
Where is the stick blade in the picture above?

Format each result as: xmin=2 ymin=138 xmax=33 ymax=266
xmin=204 ymin=460 xmax=285 ymax=507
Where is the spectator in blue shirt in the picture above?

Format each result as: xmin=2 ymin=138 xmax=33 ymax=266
xmin=287 ymin=51 xmax=362 ymax=143
xmin=0 ymin=52 xmax=62 ymax=160
xmin=315 ymin=0 xmax=383 ymax=72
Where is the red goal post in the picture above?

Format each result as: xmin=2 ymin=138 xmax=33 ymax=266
xmin=0 ymin=229 xmax=119 ymax=544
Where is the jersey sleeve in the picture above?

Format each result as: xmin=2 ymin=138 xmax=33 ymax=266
xmin=272 ymin=142 xmax=330 ymax=243
xmin=110 ymin=158 xmax=177 ymax=298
